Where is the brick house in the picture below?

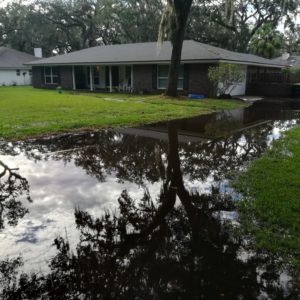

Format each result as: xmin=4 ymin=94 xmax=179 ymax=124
xmin=27 ymin=41 xmax=284 ymax=96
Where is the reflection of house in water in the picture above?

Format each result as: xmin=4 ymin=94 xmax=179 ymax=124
xmin=117 ymin=107 xmax=267 ymax=143
xmin=118 ymin=101 xmax=300 ymax=143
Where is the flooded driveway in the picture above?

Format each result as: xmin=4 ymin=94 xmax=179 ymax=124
xmin=0 ymin=100 xmax=300 ymax=299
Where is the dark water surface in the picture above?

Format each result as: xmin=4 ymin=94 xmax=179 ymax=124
xmin=0 ymin=100 xmax=300 ymax=299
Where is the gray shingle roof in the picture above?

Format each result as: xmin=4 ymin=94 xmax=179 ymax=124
xmin=0 ymin=47 xmax=39 ymax=69
xmin=27 ymin=40 xmax=284 ymax=67
xmin=272 ymin=55 xmax=300 ymax=69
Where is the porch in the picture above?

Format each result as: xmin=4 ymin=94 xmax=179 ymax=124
xmin=72 ymin=65 xmax=133 ymax=92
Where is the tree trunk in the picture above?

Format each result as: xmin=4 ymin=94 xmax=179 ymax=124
xmin=165 ymin=25 xmax=186 ymax=97
xmin=165 ymin=0 xmax=193 ymax=97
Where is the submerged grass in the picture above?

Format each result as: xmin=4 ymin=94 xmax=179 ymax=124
xmin=0 ymin=86 xmax=244 ymax=140
xmin=234 ymin=125 xmax=300 ymax=271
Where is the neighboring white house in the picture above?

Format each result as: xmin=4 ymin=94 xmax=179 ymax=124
xmin=0 ymin=47 xmax=39 ymax=86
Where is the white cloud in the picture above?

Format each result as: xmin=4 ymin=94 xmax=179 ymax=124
xmin=0 ymin=152 xmax=162 ymax=273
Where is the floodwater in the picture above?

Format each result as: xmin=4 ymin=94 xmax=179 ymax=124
xmin=0 ymin=100 xmax=300 ymax=299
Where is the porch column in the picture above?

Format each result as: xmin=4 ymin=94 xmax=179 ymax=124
xmin=89 ymin=66 xmax=94 ymax=91
xmin=131 ymin=65 xmax=134 ymax=91
xmin=109 ymin=65 xmax=112 ymax=93
xmin=72 ymin=65 xmax=76 ymax=90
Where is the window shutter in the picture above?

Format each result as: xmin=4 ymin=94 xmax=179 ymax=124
xmin=41 ymin=67 xmax=44 ymax=85
xmin=112 ymin=66 xmax=119 ymax=86
xmin=57 ymin=67 xmax=61 ymax=85
xmin=183 ymin=64 xmax=189 ymax=90
xmin=152 ymin=64 xmax=157 ymax=89
xmin=105 ymin=66 xmax=109 ymax=87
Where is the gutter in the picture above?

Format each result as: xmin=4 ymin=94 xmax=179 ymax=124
xmin=25 ymin=58 xmax=285 ymax=69
xmin=0 ymin=67 xmax=32 ymax=70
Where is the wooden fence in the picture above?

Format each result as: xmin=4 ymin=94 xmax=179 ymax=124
xmin=247 ymin=72 xmax=300 ymax=84
xmin=246 ymin=71 xmax=300 ymax=98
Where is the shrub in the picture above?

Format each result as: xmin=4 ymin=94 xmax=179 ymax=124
xmin=208 ymin=63 xmax=245 ymax=96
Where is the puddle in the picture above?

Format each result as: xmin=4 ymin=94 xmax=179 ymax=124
xmin=0 ymin=100 xmax=300 ymax=298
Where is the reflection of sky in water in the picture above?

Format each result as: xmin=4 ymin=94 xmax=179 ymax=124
xmin=267 ymin=120 xmax=297 ymax=144
xmin=0 ymin=114 xmax=299 ymax=273
xmin=0 ymin=154 xmax=161 ymax=273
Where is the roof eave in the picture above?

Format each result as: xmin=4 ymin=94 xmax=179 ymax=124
xmin=0 ymin=66 xmax=32 ymax=70
xmin=26 ymin=58 xmax=285 ymax=68
xmin=218 ymin=59 xmax=285 ymax=68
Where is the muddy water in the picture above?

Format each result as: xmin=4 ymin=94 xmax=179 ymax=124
xmin=0 ymin=100 xmax=299 ymax=299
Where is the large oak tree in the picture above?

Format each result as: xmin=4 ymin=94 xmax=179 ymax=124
xmin=159 ymin=0 xmax=194 ymax=97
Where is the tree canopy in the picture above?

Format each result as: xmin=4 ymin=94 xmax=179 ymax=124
xmin=0 ymin=0 xmax=299 ymax=56
xmin=189 ymin=0 xmax=299 ymax=52
xmin=0 ymin=0 xmax=164 ymax=55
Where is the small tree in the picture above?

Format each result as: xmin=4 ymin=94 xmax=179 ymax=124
xmin=208 ymin=63 xmax=245 ymax=96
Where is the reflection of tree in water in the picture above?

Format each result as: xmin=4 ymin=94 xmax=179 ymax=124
xmin=0 ymin=160 xmax=31 ymax=230
xmin=2 ymin=120 xmax=296 ymax=188
xmin=1 ymin=127 xmax=297 ymax=299
xmin=0 ymin=161 xmax=31 ymax=293
xmin=0 ymin=257 xmax=23 ymax=290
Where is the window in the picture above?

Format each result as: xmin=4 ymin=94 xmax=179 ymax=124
xmin=44 ymin=67 xmax=59 ymax=84
xmin=29 ymin=70 xmax=32 ymax=76
xmin=157 ymin=65 xmax=184 ymax=90
xmin=16 ymin=69 xmax=20 ymax=76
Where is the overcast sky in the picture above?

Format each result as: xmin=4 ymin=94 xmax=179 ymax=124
xmin=0 ymin=0 xmax=34 ymax=7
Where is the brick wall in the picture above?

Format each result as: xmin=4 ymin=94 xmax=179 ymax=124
xmin=132 ymin=63 xmax=215 ymax=96
xmin=32 ymin=66 xmax=73 ymax=89
xmin=187 ymin=63 xmax=215 ymax=97
xmin=60 ymin=66 xmax=73 ymax=89
xmin=133 ymin=65 xmax=154 ymax=93
xmin=32 ymin=67 xmax=44 ymax=88
xmin=33 ymin=63 xmax=216 ymax=95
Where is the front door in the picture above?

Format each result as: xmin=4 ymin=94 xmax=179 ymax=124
xmin=75 ymin=66 xmax=87 ymax=89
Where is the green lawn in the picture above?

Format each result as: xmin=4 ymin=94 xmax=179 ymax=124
xmin=234 ymin=125 xmax=300 ymax=272
xmin=0 ymin=86 xmax=244 ymax=140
